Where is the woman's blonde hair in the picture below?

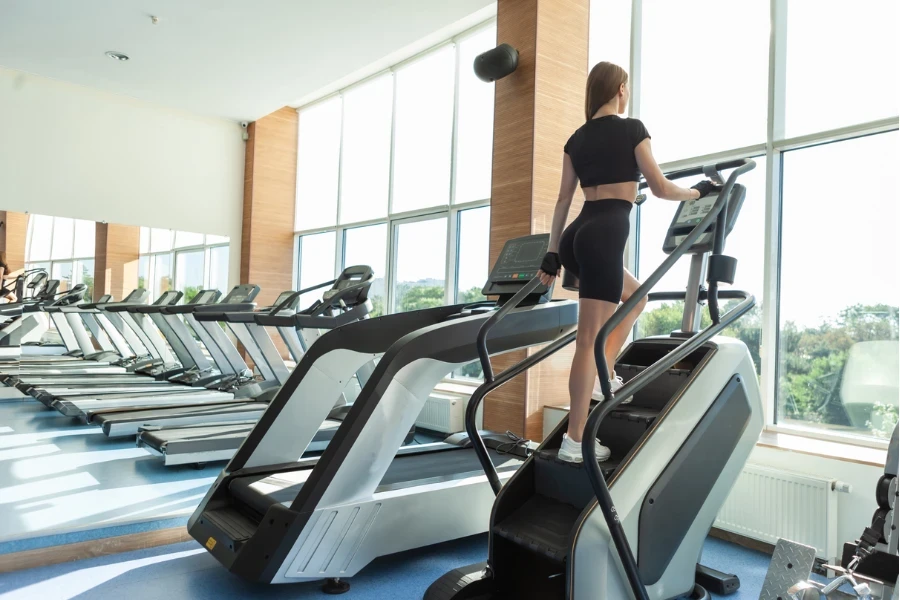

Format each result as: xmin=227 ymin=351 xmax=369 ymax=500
xmin=585 ymin=61 xmax=628 ymax=121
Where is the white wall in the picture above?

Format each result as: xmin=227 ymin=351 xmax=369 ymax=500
xmin=0 ymin=67 xmax=245 ymax=285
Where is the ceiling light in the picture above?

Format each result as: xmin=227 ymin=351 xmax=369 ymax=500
xmin=105 ymin=51 xmax=129 ymax=61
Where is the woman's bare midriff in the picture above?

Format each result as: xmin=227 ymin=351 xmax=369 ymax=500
xmin=582 ymin=181 xmax=638 ymax=203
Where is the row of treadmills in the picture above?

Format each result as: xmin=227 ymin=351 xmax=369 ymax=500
xmin=0 ymin=265 xmax=381 ymax=466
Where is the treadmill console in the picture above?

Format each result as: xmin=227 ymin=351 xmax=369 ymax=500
xmin=270 ymin=291 xmax=298 ymax=310
xmin=152 ymin=290 xmax=183 ymax=306
xmin=219 ymin=284 xmax=261 ymax=304
xmin=121 ymin=288 xmax=150 ymax=303
xmin=482 ymin=234 xmax=552 ymax=303
xmin=189 ymin=289 xmax=222 ymax=305
xmin=662 ymin=184 xmax=745 ymax=255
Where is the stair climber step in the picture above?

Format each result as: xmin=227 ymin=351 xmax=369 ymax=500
xmin=536 ymin=449 xmax=621 ymax=480
xmin=492 ymin=494 xmax=581 ymax=565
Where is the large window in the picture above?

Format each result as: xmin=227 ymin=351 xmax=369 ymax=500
xmin=777 ymin=132 xmax=898 ymax=441
xmin=25 ymin=215 xmax=95 ymax=299
xmin=139 ymin=228 xmax=230 ymax=302
xmin=591 ymin=0 xmax=898 ymax=446
xmin=294 ymin=21 xmax=496 ymax=322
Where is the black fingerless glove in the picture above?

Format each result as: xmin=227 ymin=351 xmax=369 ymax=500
xmin=691 ymin=179 xmax=721 ymax=198
xmin=540 ymin=252 xmax=561 ymax=275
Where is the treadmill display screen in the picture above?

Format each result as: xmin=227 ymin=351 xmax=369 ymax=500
xmin=491 ymin=237 xmax=548 ymax=282
xmin=272 ymin=291 xmax=295 ymax=305
xmin=154 ymin=291 xmax=180 ymax=305
xmin=193 ymin=291 xmax=218 ymax=305
xmin=675 ymin=194 xmax=718 ymax=226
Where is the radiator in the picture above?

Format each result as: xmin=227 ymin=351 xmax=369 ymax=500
xmin=416 ymin=391 xmax=483 ymax=434
xmin=715 ymin=464 xmax=839 ymax=560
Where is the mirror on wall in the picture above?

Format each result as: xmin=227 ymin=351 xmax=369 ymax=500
xmin=8 ymin=213 xmax=230 ymax=303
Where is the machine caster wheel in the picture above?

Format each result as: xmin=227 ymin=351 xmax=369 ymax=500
xmin=690 ymin=583 xmax=711 ymax=600
xmin=323 ymin=577 xmax=350 ymax=594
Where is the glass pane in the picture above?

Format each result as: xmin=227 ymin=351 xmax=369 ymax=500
xmin=343 ymin=224 xmax=388 ymax=317
xmin=73 ymin=219 xmax=95 ymax=258
xmin=150 ymin=228 xmax=174 ymax=253
xmin=75 ymin=259 xmax=95 ymax=302
xmin=138 ymin=256 xmax=149 ymax=292
xmin=27 ymin=215 xmax=53 ymax=261
xmin=640 ymin=0 xmax=768 ymax=162
xmin=140 ymin=227 xmax=150 ymax=254
xmin=393 ymin=217 xmax=448 ymax=312
xmin=456 ymin=207 xmax=490 ymax=303
xmin=208 ymin=246 xmax=230 ymax=294
xmin=153 ymin=253 xmax=173 ymax=299
xmin=784 ymin=0 xmax=898 ymax=138
xmin=51 ymin=261 xmax=73 ymax=292
xmin=340 ymin=74 xmax=393 ymax=223
xmin=391 ymin=46 xmax=455 ymax=213
xmin=296 ymin=96 xmax=342 ymax=231
xmin=50 ymin=217 xmax=74 ymax=260
xmin=175 ymin=251 xmax=205 ymax=303
xmin=455 ymin=26 xmax=496 ymax=204
xmin=589 ymin=0 xmax=632 ymax=73
xmin=174 ymin=230 xmax=205 ymax=249
xmin=298 ymin=231 xmax=337 ymax=308
xmin=778 ymin=133 xmax=898 ymax=441
xmin=206 ymin=234 xmax=229 ymax=245
xmin=636 ymin=158 xmax=766 ymax=375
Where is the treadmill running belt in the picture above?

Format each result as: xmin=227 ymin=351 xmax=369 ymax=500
xmin=230 ymin=447 xmax=524 ymax=517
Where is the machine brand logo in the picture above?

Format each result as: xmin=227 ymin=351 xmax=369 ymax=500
xmin=205 ymin=537 xmax=217 ymax=550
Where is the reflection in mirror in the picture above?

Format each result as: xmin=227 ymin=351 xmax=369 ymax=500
xmin=24 ymin=214 xmax=95 ymax=298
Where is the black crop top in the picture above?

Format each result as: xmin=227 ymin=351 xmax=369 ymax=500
xmin=563 ymin=116 xmax=650 ymax=187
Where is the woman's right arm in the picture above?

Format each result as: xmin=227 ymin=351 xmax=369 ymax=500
xmin=547 ymin=153 xmax=578 ymax=253
xmin=634 ymin=138 xmax=701 ymax=202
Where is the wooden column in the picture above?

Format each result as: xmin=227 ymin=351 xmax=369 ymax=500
xmin=94 ymin=223 xmax=140 ymax=302
xmin=485 ymin=0 xmax=589 ymax=440
xmin=0 ymin=211 xmax=28 ymax=268
xmin=240 ymin=107 xmax=298 ymax=357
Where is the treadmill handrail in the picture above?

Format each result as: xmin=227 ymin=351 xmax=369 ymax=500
xmin=584 ymin=158 xmax=755 ymax=600
xmin=475 ymin=277 xmax=542 ymax=382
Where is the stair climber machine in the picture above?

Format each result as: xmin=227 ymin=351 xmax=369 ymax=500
xmin=425 ymin=159 xmax=763 ymax=600
xmin=759 ymin=424 xmax=898 ymax=600
xmin=134 ymin=266 xmax=390 ymax=467
xmin=186 ymin=234 xmax=578 ymax=592
xmin=46 ymin=285 xmax=263 ymax=418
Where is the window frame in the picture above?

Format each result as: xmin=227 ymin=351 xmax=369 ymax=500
xmin=293 ymin=20 xmax=496 ymax=315
xmin=139 ymin=229 xmax=230 ymax=300
xmin=25 ymin=216 xmax=95 ymax=294
xmin=623 ymin=0 xmax=898 ymax=449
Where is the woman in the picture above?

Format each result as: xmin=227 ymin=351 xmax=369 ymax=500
xmin=538 ymin=62 xmax=718 ymax=463
xmin=0 ymin=251 xmax=23 ymax=303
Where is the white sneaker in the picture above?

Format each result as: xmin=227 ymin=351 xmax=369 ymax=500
xmin=592 ymin=374 xmax=633 ymax=404
xmin=557 ymin=434 xmax=611 ymax=463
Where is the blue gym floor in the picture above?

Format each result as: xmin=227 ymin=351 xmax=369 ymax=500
xmin=0 ymin=536 xmax=770 ymax=600
xmin=0 ymin=387 xmax=223 ymax=551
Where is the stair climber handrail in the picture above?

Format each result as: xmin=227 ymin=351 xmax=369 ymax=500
xmin=584 ymin=158 xmax=756 ymax=600
xmin=468 ymin=277 xmax=576 ymax=495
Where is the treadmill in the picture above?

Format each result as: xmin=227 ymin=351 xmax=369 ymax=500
xmin=135 ymin=267 xmax=377 ymax=465
xmin=47 ymin=285 xmax=263 ymax=417
xmin=186 ymin=235 xmax=579 ymax=586
xmin=94 ymin=289 xmax=309 ymax=438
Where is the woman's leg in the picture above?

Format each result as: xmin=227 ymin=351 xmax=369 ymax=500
xmin=604 ymin=268 xmax=648 ymax=376
xmin=567 ymin=297 xmax=617 ymax=442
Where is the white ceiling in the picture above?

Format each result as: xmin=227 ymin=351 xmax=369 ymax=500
xmin=0 ymin=0 xmax=495 ymax=122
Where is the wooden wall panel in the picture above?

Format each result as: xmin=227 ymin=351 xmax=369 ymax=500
xmin=240 ymin=107 xmax=298 ymax=358
xmin=485 ymin=0 xmax=589 ymax=440
xmin=94 ymin=223 xmax=139 ymax=301
xmin=0 ymin=211 xmax=28 ymax=269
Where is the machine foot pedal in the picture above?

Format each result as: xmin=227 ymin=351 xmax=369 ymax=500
xmin=695 ymin=563 xmax=739 ymax=595
xmin=759 ymin=539 xmax=816 ymax=600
